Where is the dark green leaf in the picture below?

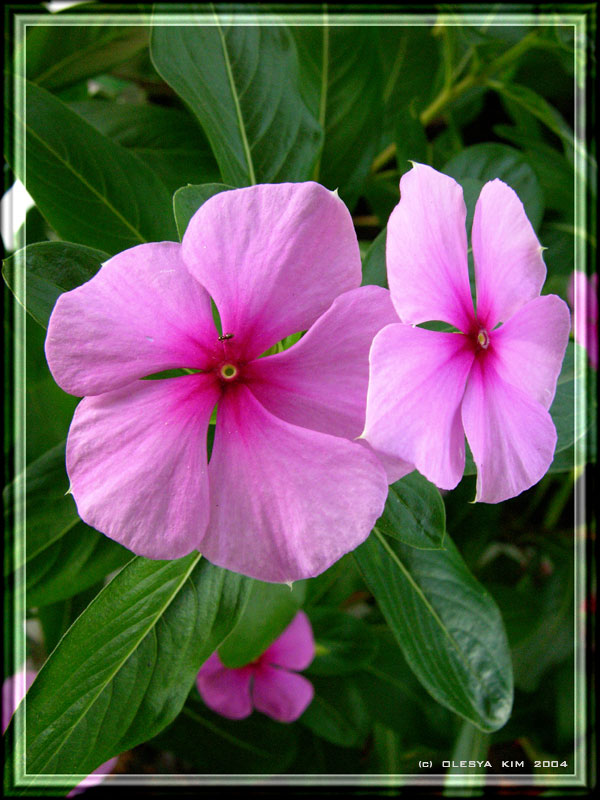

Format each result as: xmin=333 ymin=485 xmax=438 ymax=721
xmin=25 ymin=25 xmax=148 ymax=91
xmin=10 ymin=78 xmax=177 ymax=255
xmin=445 ymin=720 xmax=490 ymax=779
xmin=26 ymin=523 xmax=132 ymax=608
xmin=151 ymin=697 xmax=297 ymax=773
xmin=9 ymin=555 xmax=250 ymax=788
xmin=173 ymin=183 xmax=233 ymax=240
xmin=292 ymin=25 xmax=383 ymax=208
xmin=375 ymin=471 xmax=446 ymax=550
xmin=218 ymin=579 xmax=305 ymax=668
xmin=151 ymin=13 xmax=322 ymax=186
xmin=69 ymin=100 xmax=221 ymax=195
xmin=3 ymin=242 xmax=108 ymax=329
xmin=443 ymin=142 xmax=545 ymax=232
xmin=361 ymin=227 xmax=387 ymax=288
xmin=306 ymin=608 xmax=378 ymax=676
xmin=395 ymin=106 xmax=428 ymax=176
xmin=300 ymin=675 xmax=370 ymax=748
xmin=354 ymin=530 xmax=513 ymax=732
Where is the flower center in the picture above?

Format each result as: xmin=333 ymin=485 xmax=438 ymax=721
xmin=476 ymin=329 xmax=490 ymax=350
xmin=219 ymin=363 xmax=238 ymax=381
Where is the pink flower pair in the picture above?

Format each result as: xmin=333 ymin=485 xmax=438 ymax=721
xmin=196 ymin=611 xmax=315 ymax=723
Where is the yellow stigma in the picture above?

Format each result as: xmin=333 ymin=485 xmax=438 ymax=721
xmin=477 ymin=329 xmax=490 ymax=349
xmin=220 ymin=363 xmax=238 ymax=380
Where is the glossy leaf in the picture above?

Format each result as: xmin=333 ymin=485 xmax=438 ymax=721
xmin=10 ymin=78 xmax=177 ymax=255
xmin=8 ymin=555 xmax=250 ymax=788
xmin=218 ymin=579 xmax=306 ymax=668
xmin=300 ymin=675 xmax=371 ymax=748
xmin=69 ymin=100 xmax=220 ymax=195
xmin=150 ymin=14 xmax=322 ymax=186
xmin=375 ymin=471 xmax=446 ymax=550
xmin=306 ymin=608 xmax=378 ymax=676
xmin=3 ymin=241 xmax=108 ymax=329
xmin=354 ymin=530 xmax=513 ymax=732
xmin=151 ymin=697 xmax=298 ymax=773
xmin=292 ymin=25 xmax=383 ymax=208
xmin=173 ymin=183 xmax=233 ymax=240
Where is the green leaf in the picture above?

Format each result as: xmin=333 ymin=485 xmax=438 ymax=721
xmin=69 ymin=100 xmax=221 ymax=195
xmin=3 ymin=241 xmax=108 ymax=329
xmin=354 ymin=530 xmax=513 ymax=732
xmin=4 ymin=441 xmax=78 ymax=575
xmin=361 ymin=227 xmax=387 ymax=288
xmin=445 ymin=720 xmax=490 ymax=780
xmin=300 ymin=675 xmax=371 ymax=748
xmin=395 ymin=105 xmax=428 ymax=175
xmin=150 ymin=11 xmax=322 ymax=186
xmin=443 ymin=142 xmax=545 ymax=232
xmin=9 ymin=78 xmax=177 ymax=255
xmin=375 ymin=471 xmax=446 ymax=550
xmin=172 ymin=183 xmax=233 ymax=240
xmin=292 ymin=25 xmax=383 ymax=208
xmin=218 ymin=579 xmax=305 ymax=668
xmin=150 ymin=698 xmax=298 ymax=773
xmin=306 ymin=608 xmax=378 ymax=676
xmin=26 ymin=523 xmax=132 ymax=608
xmin=24 ymin=25 xmax=148 ymax=91
xmin=9 ymin=555 xmax=250 ymax=789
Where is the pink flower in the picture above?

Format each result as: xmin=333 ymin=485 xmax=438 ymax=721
xmin=45 ymin=183 xmax=402 ymax=583
xmin=363 ymin=164 xmax=571 ymax=503
xmin=196 ymin=611 xmax=315 ymax=722
xmin=568 ymin=271 xmax=598 ymax=369
xmin=2 ymin=670 xmax=118 ymax=795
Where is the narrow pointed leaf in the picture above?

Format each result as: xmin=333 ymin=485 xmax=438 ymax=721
xmin=354 ymin=530 xmax=513 ymax=732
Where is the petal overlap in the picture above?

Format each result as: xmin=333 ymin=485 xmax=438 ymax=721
xmin=196 ymin=653 xmax=253 ymax=720
xmin=252 ymin=666 xmax=314 ymax=723
xmin=262 ymin=611 xmax=315 ymax=671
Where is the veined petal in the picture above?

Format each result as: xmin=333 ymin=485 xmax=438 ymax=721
xmin=203 ymin=384 xmax=388 ymax=583
xmin=472 ymin=179 xmax=546 ymax=328
xmin=45 ymin=242 xmax=219 ymax=397
xmin=363 ymin=324 xmax=475 ymax=490
xmin=262 ymin=611 xmax=315 ymax=671
xmin=462 ymin=358 xmax=557 ymax=503
xmin=245 ymin=286 xmax=400 ymax=440
xmin=386 ymin=163 xmax=474 ymax=332
xmin=66 ymin=375 xmax=220 ymax=559
xmin=252 ymin=665 xmax=314 ymax=723
xmin=196 ymin=653 xmax=253 ymax=720
xmin=181 ymin=183 xmax=361 ymax=361
xmin=490 ymin=295 xmax=571 ymax=409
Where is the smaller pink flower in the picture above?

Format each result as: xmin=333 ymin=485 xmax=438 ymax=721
xmin=196 ymin=611 xmax=315 ymax=723
xmin=568 ymin=271 xmax=598 ymax=369
xmin=2 ymin=670 xmax=118 ymax=795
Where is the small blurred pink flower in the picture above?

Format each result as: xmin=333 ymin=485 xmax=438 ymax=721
xmin=363 ymin=163 xmax=571 ymax=503
xmin=196 ymin=611 xmax=315 ymax=723
xmin=568 ymin=271 xmax=598 ymax=369
xmin=2 ymin=670 xmax=118 ymax=795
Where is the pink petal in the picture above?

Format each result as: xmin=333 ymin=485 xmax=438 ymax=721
xmin=472 ymin=179 xmax=546 ymax=329
xmin=386 ymin=163 xmax=474 ymax=332
xmin=66 ymin=375 xmax=220 ymax=559
xmin=568 ymin=271 xmax=598 ymax=369
xmin=363 ymin=324 xmax=475 ymax=490
xmin=244 ymin=286 xmax=401 ymax=440
xmin=252 ymin=665 xmax=314 ymax=723
xmin=45 ymin=242 xmax=219 ymax=397
xmin=181 ymin=183 xmax=361 ymax=361
xmin=2 ymin=670 xmax=36 ymax=733
xmin=490 ymin=295 xmax=571 ymax=409
xmin=262 ymin=611 xmax=315 ymax=671
xmin=203 ymin=384 xmax=388 ymax=583
xmin=196 ymin=653 xmax=254 ymax=720
xmin=462 ymin=358 xmax=558 ymax=503
xmin=66 ymin=758 xmax=118 ymax=797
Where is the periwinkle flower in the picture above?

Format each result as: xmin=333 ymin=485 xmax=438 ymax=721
xmin=568 ymin=270 xmax=598 ymax=369
xmin=362 ymin=163 xmax=571 ymax=503
xmin=196 ymin=611 xmax=315 ymax=722
xmin=46 ymin=182 xmax=404 ymax=583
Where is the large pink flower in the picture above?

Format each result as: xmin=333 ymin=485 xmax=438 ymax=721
xmin=45 ymin=182 xmax=403 ymax=583
xmin=2 ymin=670 xmax=118 ymax=795
xmin=363 ymin=163 xmax=571 ymax=503
xmin=196 ymin=611 xmax=315 ymax=723
xmin=568 ymin=270 xmax=598 ymax=369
